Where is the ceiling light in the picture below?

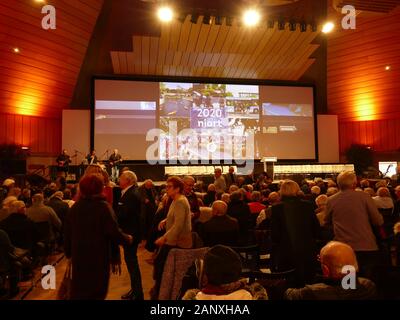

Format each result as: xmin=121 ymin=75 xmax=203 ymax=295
xmin=13 ymin=48 xmax=20 ymax=53
xmin=243 ymin=9 xmax=260 ymax=27
xmin=157 ymin=7 xmax=173 ymax=22
xmin=322 ymin=22 xmax=334 ymax=33
xmin=385 ymin=65 xmax=391 ymax=71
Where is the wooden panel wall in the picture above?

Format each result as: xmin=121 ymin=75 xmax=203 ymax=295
xmin=328 ymin=7 xmax=400 ymax=153
xmin=0 ymin=113 xmax=61 ymax=156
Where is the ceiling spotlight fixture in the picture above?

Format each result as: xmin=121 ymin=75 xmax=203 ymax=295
xmin=243 ymin=9 xmax=260 ymax=27
xmin=157 ymin=7 xmax=173 ymax=22
xmin=300 ymin=22 xmax=307 ymax=32
xmin=322 ymin=22 xmax=334 ymax=33
xmin=203 ymin=15 xmax=211 ymax=25
xmin=190 ymin=13 xmax=199 ymax=24
xmin=289 ymin=21 xmax=297 ymax=31
xmin=385 ymin=65 xmax=391 ymax=71
xmin=13 ymin=48 xmax=20 ymax=53
xmin=278 ymin=20 xmax=285 ymax=30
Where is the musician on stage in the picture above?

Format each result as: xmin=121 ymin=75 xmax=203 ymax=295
xmin=109 ymin=149 xmax=123 ymax=182
xmin=86 ymin=150 xmax=98 ymax=165
xmin=56 ymin=149 xmax=71 ymax=178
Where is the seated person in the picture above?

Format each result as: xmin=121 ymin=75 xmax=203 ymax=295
xmin=248 ymin=191 xmax=266 ymax=215
xmin=203 ymin=184 xmax=216 ymax=207
xmin=256 ymin=191 xmax=280 ymax=229
xmin=285 ymin=241 xmax=377 ymax=300
xmin=0 ymin=196 xmax=18 ymax=222
xmin=199 ymin=201 xmax=239 ymax=247
xmin=373 ymin=187 xmax=394 ymax=210
xmin=182 ymin=245 xmax=268 ymax=300
xmin=0 ymin=201 xmax=40 ymax=256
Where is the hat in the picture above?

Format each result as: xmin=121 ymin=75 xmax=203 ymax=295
xmin=2 ymin=178 xmax=15 ymax=187
xmin=203 ymin=245 xmax=242 ymax=286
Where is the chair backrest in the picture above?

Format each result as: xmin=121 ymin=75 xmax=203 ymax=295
xmin=159 ymin=247 xmax=209 ymax=300
xmin=35 ymin=221 xmax=52 ymax=243
xmin=230 ymin=244 xmax=260 ymax=273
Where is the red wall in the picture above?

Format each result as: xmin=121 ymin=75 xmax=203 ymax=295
xmin=328 ymin=8 xmax=400 ymax=154
xmin=0 ymin=113 xmax=61 ymax=156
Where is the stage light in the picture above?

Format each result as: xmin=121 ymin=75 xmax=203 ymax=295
xmin=300 ymin=22 xmax=307 ymax=32
xmin=21 ymin=146 xmax=29 ymax=150
xmin=385 ymin=65 xmax=391 ymax=71
xmin=13 ymin=47 xmax=20 ymax=53
xmin=289 ymin=21 xmax=297 ymax=31
xmin=322 ymin=22 xmax=334 ymax=33
xmin=190 ymin=13 xmax=199 ymax=24
xmin=203 ymin=15 xmax=211 ymax=25
xmin=278 ymin=20 xmax=285 ymax=30
xmin=243 ymin=9 xmax=260 ymax=27
xmin=157 ymin=7 xmax=173 ymax=22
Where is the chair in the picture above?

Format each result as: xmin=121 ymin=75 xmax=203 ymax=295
xmin=158 ymin=247 xmax=209 ymax=300
xmin=243 ymin=269 xmax=296 ymax=300
xmin=230 ymin=244 xmax=260 ymax=273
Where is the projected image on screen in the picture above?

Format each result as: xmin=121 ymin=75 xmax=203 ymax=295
xmin=94 ymin=80 xmax=316 ymax=161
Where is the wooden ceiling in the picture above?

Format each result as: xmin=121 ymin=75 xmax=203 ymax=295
xmin=333 ymin=0 xmax=400 ymax=13
xmin=0 ymin=0 xmax=103 ymax=118
xmin=110 ymin=15 xmax=320 ymax=80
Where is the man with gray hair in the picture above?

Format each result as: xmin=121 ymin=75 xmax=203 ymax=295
xmin=116 ymin=170 xmax=143 ymax=300
xmin=199 ymin=200 xmax=239 ymax=247
xmin=285 ymin=241 xmax=376 ymax=300
xmin=325 ymin=171 xmax=383 ymax=278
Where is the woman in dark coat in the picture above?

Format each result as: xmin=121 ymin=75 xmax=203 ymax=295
xmin=64 ymin=174 xmax=132 ymax=300
xmin=271 ymin=180 xmax=320 ymax=287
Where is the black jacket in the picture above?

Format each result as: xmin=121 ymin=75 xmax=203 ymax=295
xmin=271 ymin=196 xmax=320 ymax=286
xmin=116 ymin=186 xmax=142 ymax=244
xmin=0 ymin=213 xmax=40 ymax=252
xmin=226 ymin=199 xmax=252 ymax=244
xmin=199 ymin=215 xmax=239 ymax=247
xmin=47 ymin=197 xmax=69 ymax=225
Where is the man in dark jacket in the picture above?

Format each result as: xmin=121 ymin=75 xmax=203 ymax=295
xmin=0 ymin=201 xmax=40 ymax=256
xmin=47 ymin=191 xmax=69 ymax=225
xmin=226 ymin=191 xmax=252 ymax=245
xmin=116 ymin=171 xmax=143 ymax=300
xmin=199 ymin=200 xmax=239 ymax=247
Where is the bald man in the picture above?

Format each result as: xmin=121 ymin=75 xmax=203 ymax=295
xmin=199 ymin=200 xmax=239 ymax=247
xmin=285 ymin=241 xmax=377 ymax=300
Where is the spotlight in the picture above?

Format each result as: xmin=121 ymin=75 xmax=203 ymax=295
xmin=157 ymin=7 xmax=173 ymax=22
xmin=190 ymin=13 xmax=199 ymax=24
xmin=267 ymin=20 xmax=274 ymax=28
xmin=226 ymin=16 xmax=233 ymax=26
xmin=13 ymin=48 xmax=20 ymax=53
xmin=322 ymin=22 xmax=334 ymax=33
xmin=203 ymin=15 xmax=211 ymax=25
xmin=21 ymin=146 xmax=29 ymax=150
xmin=300 ymin=22 xmax=307 ymax=32
xmin=243 ymin=9 xmax=260 ymax=27
xmin=289 ymin=21 xmax=297 ymax=31
xmin=385 ymin=65 xmax=391 ymax=71
xmin=278 ymin=20 xmax=285 ymax=30
xmin=215 ymin=16 xmax=223 ymax=25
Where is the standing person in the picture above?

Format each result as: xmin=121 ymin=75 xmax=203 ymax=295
xmin=56 ymin=149 xmax=71 ymax=178
xmin=138 ymin=179 xmax=158 ymax=241
xmin=271 ymin=180 xmax=320 ymax=287
xmin=151 ymin=176 xmax=192 ymax=300
xmin=86 ymin=150 xmax=98 ymax=165
xmin=224 ymin=166 xmax=237 ymax=189
xmin=109 ymin=149 xmax=123 ymax=182
xmin=116 ymin=171 xmax=144 ymax=300
xmin=182 ymin=176 xmax=200 ymax=223
xmin=64 ymin=174 xmax=132 ymax=300
xmin=214 ymin=168 xmax=226 ymax=192
xmin=325 ymin=171 xmax=384 ymax=279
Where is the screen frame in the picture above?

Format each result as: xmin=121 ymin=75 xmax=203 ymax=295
xmin=91 ymin=75 xmax=318 ymax=163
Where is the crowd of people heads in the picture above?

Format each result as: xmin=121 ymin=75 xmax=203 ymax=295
xmin=1 ymin=166 xmax=400 ymax=300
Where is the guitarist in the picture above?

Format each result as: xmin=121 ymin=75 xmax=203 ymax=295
xmin=109 ymin=149 xmax=123 ymax=182
xmin=56 ymin=149 xmax=71 ymax=178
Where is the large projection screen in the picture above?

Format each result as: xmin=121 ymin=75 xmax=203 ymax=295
xmin=93 ymin=78 xmax=317 ymax=161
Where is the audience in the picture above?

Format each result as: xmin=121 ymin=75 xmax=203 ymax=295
xmin=315 ymin=194 xmax=329 ymax=227
xmin=0 ymin=196 xmax=18 ymax=222
xmin=47 ymin=191 xmax=69 ymax=226
xmin=373 ymin=187 xmax=394 ymax=210
xmin=285 ymin=241 xmax=377 ymax=300
xmin=248 ymin=191 xmax=266 ymax=215
xmin=256 ymin=191 xmax=280 ymax=228
xmin=203 ymin=184 xmax=217 ymax=207
xmin=226 ymin=191 xmax=251 ymax=244
xmin=199 ymin=200 xmax=239 ymax=247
